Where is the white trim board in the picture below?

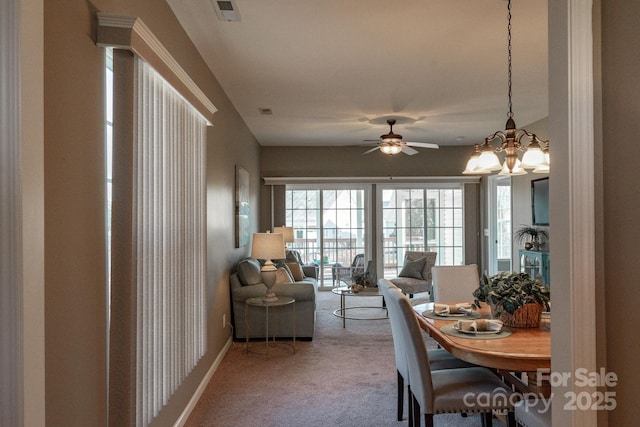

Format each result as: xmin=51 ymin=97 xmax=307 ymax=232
xmin=173 ymin=337 xmax=233 ymax=427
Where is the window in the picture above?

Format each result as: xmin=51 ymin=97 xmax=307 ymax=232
xmin=105 ymin=48 xmax=113 ymax=301
xmin=496 ymin=183 xmax=512 ymax=260
xmin=379 ymin=186 xmax=464 ymax=277
xmin=104 ymin=46 xmax=212 ymax=426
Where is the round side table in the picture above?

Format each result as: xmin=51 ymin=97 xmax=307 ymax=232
xmin=245 ymin=296 xmax=296 ymax=359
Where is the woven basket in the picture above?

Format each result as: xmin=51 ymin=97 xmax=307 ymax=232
xmin=491 ymin=303 xmax=543 ymax=328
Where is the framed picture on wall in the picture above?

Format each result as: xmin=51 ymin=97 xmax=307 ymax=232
xmin=531 ymin=177 xmax=549 ymax=226
xmin=235 ymin=166 xmax=250 ymax=247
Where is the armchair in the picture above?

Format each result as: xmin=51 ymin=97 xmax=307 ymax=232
xmin=390 ymin=251 xmax=437 ymax=298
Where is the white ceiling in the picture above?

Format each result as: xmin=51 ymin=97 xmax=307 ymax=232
xmin=166 ymin=0 xmax=548 ymax=150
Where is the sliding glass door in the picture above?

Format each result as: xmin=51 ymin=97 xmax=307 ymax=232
xmin=284 ymin=183 xmax=465 ymax=287
xmin=285 ymin=185 xmax=370 ymax=288
xmin=378 ymin=185 xmax=464 ymax=278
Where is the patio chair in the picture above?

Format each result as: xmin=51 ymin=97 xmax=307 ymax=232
xmin=333 ymin=253 xmax=365 ymax=285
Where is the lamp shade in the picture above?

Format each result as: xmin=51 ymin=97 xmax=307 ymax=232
xmin=251 ymin=232 xmax=285 ymax=263
xmin=273 ymin=226 xmax=294 ymax=244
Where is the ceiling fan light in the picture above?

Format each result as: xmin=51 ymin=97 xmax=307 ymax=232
xmin=382 ymin=137 xmax=402 ymax=144
xmin=380 ymin=143 xmax=402 ymax=155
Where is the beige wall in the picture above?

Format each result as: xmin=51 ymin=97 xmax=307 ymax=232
xmin=261 ymin=144 xmax=473 ymax=178
xmin=601 ymin=0 xmax=640 ymax=424
xmin=260 ymin=145 xmax=481 ymax=270
xmin=511 ymin=118 xmax=550 ymax=270
xmin=43 ymin=0 xmax=259 ymax=425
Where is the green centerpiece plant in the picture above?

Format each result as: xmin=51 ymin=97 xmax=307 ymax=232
xmin=473 ymin=272 xmax=550 ymax=328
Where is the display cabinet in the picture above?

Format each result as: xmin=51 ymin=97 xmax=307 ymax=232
xmin=519 ymin=250 xmax=550 ymax=286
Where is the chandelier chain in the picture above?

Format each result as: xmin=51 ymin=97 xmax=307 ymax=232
xmin=507 ymin=0 xmax=513 ymax=118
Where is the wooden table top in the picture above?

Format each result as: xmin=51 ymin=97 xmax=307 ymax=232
xmin=413 ymin=301 xmax=551 ymax=372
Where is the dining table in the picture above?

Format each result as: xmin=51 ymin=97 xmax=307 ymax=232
xmin=413 ymin=301 xmax=551 ymax=396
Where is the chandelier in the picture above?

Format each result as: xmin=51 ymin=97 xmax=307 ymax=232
xmin=463 ymin=0 xmax=549 ymax=176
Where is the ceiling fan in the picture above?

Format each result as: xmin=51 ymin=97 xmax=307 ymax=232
xmin=362 ymin=119 xmax=440 ymax=156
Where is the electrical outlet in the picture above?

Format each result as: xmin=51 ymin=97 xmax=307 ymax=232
xmin=222 ymin=313 xmax=226 ymax=328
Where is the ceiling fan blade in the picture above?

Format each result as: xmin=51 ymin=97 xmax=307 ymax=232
xmin=362 ymin=146 xmax=380 ymax=155
xmin=402 ymin=146 xmax=419 ymax=155
xmin=406 ymin=141 xmax=440 ymax=149
xmin=363 ymin=139 xmax=381 ymax=142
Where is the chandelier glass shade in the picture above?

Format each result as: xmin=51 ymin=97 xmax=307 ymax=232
xmin=463 ymin=0 xmax=550 ymax=176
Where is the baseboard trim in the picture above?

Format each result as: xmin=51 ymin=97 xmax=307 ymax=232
xmin=174 ymin=336 xmax=233 ymax=427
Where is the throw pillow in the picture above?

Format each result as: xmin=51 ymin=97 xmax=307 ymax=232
xmin=286 ymin=262 xmax=304 ymax=281
xmin=274 ymin=259 xmax=294 ymax=279
xmin=237 ymin=258 xmax=262 ymax=286
xmin=285 ymin=250 xmax=303 ymax=264
xmin=275 ymin=267 xmax=294 ymax=284
xmin=399 ymin=256 xmax=427 ymax=280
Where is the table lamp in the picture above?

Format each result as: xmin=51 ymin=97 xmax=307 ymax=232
xmin=273 ymin=226 xmax=294 ymax=249
xmin=251 ymin=232 xmax=285 ymax=302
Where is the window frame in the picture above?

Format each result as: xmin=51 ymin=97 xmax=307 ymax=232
xmin=376 ymin=183 xmax=466 ymax=279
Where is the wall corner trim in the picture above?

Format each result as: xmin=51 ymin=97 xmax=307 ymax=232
xmin=96 ymin=13 xmax=217 ymax=124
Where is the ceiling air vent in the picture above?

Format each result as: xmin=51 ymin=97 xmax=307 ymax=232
xmin=258 ymin=108 xmax=273 ymax=115
xmin=212 ymin=0 xmax=240 ymax=21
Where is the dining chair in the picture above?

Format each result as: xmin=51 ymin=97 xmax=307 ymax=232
xmin=431 ymin=264 xmax=480 ymax=303
xmin=514 ymin=399 xmax=551 ymax=427
xmin=385 ymin=285 xmax=516 ymax=427
xmin=379 ymin=279 xmax=476 ymax=424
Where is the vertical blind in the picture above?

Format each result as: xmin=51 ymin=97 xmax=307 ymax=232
xmin=134 ymin=58 xmax=207 ymax=425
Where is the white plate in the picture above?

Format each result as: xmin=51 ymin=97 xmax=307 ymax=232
xmin=453 ymin=324 xmax=502 ymax=335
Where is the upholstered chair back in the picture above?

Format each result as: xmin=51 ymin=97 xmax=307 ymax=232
xmin=431 ymin=264 xmax=480 ymax=303
xmin=385 ymin=286 xmax=436 ymax=412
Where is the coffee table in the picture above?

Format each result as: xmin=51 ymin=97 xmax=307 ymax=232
xmin=331 ymin=286 xmax=388 ymax=328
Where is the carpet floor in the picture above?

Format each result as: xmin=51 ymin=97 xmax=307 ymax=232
xmin=185 ymin=290 xmax=507 ymax=427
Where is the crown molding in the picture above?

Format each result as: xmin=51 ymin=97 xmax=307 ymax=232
xmin=97 ymin=13 xmax=216 ymax=124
